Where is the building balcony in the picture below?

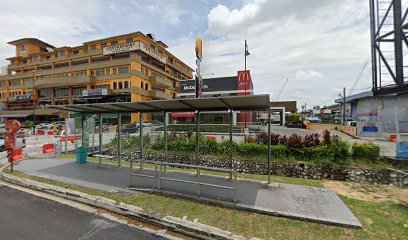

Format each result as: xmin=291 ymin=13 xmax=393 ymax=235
xmin=9 ymin=84 xmax=32 ymax=90
xmin=149 ymin=75 xmax=173 ymax=89
xmin=34 ymin=75 xmax=95 ymax=89
xmin=0 ymin=86 xmax=7 ymax=91
xmin=7 ymin=49 xmax=103 ymax=71
xmin=0 ymin=97 xmax=8 ymax=103
xmin=94 ymin=72 xmax=131 ymax=81
xmin=112 ymin=87 xmax=150 ymax=96
xmin=149 ymin=90 xmax=172 ymax=100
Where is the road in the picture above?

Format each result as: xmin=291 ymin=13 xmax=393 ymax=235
xmin=0 ymin=184 xmax=165 ymax=240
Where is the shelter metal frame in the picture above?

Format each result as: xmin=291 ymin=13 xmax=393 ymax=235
xmin=53 ymin=95 xmax=273 ymax=192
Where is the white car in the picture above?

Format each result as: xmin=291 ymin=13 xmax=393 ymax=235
xmin=0 ymin=138 xmax=26 ymax=152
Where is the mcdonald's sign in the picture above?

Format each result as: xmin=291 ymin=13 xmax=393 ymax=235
xmin=195 ymin=36 xmax=203 ymax=60
xmin=237 ymin=70 xmax=251 ymax=95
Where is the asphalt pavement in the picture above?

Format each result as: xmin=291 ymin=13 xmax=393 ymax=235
xmin=0 ymin=185 xmax=165 ymax=240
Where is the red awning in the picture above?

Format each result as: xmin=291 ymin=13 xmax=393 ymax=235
xmin=171 ymin=112 xmax=195 ymax=118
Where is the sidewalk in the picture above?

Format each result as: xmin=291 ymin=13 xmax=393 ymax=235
xmin=14 ymin=158 xmax=362 ymax=228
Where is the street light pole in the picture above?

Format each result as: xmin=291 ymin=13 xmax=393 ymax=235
xmin=244 ymin=40 xmax=250 ymax=131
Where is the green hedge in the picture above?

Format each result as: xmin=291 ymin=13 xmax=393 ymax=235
xmin=114 ymin=134 xmax=379 ymax=166
xmin=352 ymin=142 xmax=380 ymax=162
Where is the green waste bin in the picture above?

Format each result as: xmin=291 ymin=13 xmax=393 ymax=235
xmin=76 ymin=147 xmax=87 ymax=164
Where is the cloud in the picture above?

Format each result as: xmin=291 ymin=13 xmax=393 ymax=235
xmin=143 ymin=0 xmax=187 ymax=26
xmin=295 ymin=70 xmax=323 ymax=81
xmin=196 ymin=0 xmax=373 ymax=107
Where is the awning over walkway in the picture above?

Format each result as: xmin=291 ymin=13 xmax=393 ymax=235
xmin=0 ymin=113 xmax=32 ymax=118
xmin=51 ymin=94 xmax=271 ymax=113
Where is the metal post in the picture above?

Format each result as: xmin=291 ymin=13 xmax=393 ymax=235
xmin=163 ymin=112 xmax=168 ymax=171
xmin=229 ymin=109 xmax=233 ymax=179
xmin=118 ymin=113 xmax=122 ymax=167
xmin=369 ymin=0 xmax=378 ymax=91
xmin=139 ymin=112 xmax=144 ymax=169
xmin=342 ymin=87 xmax=346 ymax=125
xmin=195 ymin=111 xmax=200 ymax=166
xmin=268 ymin=108 xmax=271 ymax=184
xmin=197 ymin=168 xmax=200 ymax=197
xmin=64 ymin=115 xmax=68 ymax=154
xmin=393 ymin=0 xmax=404 ymax=85
xmin=98 ymin=113 xmax=102 ymax=164
xmin=81 ymin=115 xmax=85 ymax=147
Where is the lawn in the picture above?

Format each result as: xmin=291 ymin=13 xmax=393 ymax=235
xmin=3 ymin=162 xmax=408 ymax=240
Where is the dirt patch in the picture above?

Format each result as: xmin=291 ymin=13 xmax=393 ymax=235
xmin=324 ymin=181 xmax=408 ymax=205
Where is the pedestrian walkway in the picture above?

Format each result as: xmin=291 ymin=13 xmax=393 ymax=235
xmin=14 ymin=158 xmax=362 ymax=228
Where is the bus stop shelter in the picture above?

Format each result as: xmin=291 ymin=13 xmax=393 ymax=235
xmin=53 ymin=94 xmax=273 ymax=186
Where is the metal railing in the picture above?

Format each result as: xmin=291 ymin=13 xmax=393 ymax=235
xmin=129 ymin=159 xmax=238 ymax=203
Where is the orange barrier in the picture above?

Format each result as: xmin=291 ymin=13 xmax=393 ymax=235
xmin=37 ymin=129 xmax=44 ymax=135
xmin=10 ymin=149 xmax=23 ymax=161
xmin=43 ymin=143 xmax=55 ymax=153
xmin=60 ymin=135 xmax=81 ymax=143
xmin=47 ymin=131 xmax=55 ymax=135
xmin=389 ymin=134 xmax=397 ymax=142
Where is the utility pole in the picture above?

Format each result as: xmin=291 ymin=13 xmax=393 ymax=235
xmin=342 ymin=87 xmax=346 ymax=125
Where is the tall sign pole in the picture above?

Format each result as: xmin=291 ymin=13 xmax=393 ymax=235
xmin=5 ymin=120 xmax=21 ymax=172
xmin=195 ymin=36 xmax=203 ymax=98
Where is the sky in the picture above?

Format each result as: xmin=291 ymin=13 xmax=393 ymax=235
xmin=0 ymin=0 xmax=375 ymax=109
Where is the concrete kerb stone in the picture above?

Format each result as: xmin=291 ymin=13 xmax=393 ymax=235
xmin=0 ymin=171 xmax=246 ymax=240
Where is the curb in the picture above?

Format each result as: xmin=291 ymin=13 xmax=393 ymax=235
xmin=0 ymin=171 xmax=246 ymax=240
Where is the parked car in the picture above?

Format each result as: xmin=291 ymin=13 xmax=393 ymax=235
xmin=135 ymin=121 xmax=153 ymax=127
xmin=0 ymin=138 xmax=26 ymax=152
xmin=118 ymin=125 xmax=138 ymax=134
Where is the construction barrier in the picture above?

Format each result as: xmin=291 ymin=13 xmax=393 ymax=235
xmin=10 ymin=149 xmax=24 ymax=161
xmin=60 ymin=135 xmax=81 ymax=143
xmin=43 ymin=143 xmax=55 ymax=153
xmin=389 ymin=134 xmax=397 ymax=142
xmin=47 ymin=131 xmax=55 ymax=135
xmin=37 ymin=129 xmax=45 ymax=135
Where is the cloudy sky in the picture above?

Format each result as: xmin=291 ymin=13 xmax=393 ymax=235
xmin=0 ymin=0 xmax=374 ymax=109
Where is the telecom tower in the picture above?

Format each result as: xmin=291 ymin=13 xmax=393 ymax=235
xmin=370 ymin=0 xmax=408 ymax=95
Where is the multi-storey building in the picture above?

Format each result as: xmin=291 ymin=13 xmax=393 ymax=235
xmin=0 ymin=32 xmax=193 ymax=123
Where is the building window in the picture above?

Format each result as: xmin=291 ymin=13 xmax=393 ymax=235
xmin=118 ymin=66 xmax=129 ymax=74
xmin=111 ymin=41 xmax=118 ymax=46
xmin=24 ymin=91 xmax=33 ymax=96
xmin=73 ymin=50 xmax=79 ymax=55
xmin=20 ymin=44 xmax=25 ymax=52
xmin=145 ymin=69 xmax=148 ymax=75
xmin=24 ymin=79 xmax=33 ymax=85
xmin=33 ymin=55 xmax=38 ymax=61
xmin=39 ymin=89 xmax=52 ymax=98
xmin=144 ymin=83 xmax=148 ymax=90
xmin=152 ymin=71 xmax=157 ymax=76
xmin=124 ymin=81 xmax=129 ymax=88
xmin=113 ymin=82 xmax=117 ymax=89
xmin=126 ymin=38 xmax=133 ymax=43
xmin=112 ymin=67 xmax=118 ymax=75
xmin=10 ymin=80 xmax=20 ymax=86
xmin=60 ymin=51 xmax=65 ymax=56
xmin=72 ymin=87 xmax=86 ymax=96
xmin=0 ymin=82 xmax=4 ymax=87
xmin=46 ymin=56 xmax=51 ymax=60
xmin=119 ymin=82 xmax=123 ymax=89
xmin=55 ymin=88 xmax=68 ymax=97
xmin=101 ymin=43 xmax=107 ymax=48
xmin=141 ymin=81 xmax=144 ymax=88
xmin=93 ymin=84 xmax=110 ymax=89
xmin=105 ymin=69 xmax=110 ymax=75
xmin=95 ymin=69 xmax=105 ymax=76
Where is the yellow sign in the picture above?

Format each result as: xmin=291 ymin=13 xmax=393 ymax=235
xmin=195 ymin=36 xmax=203 ymax=60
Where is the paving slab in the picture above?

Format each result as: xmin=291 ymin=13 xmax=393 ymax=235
xmin=14 ymin=158 xmax=362 ymax=228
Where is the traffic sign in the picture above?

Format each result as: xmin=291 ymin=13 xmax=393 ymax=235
xmin=4 ymin=132 xmax=16 ymax=150
xmin=5 ymin=120 xmax=21 ymax=134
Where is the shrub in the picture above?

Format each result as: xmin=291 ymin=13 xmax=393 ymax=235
xmin=287 ymin=134 xmax=303 ymax=149
xmin=303 ymin=133 xmax=320 ymax=147
xmin=238 ymin=142 xmax=268 ymax=155
xmin=256 ymin=132 xmax=269 ymax=144
xmin=322 ymin=130 xmax=331 ymax=145
xmin=287 ymin=113 xmax=303 ymax=123
xmin=218 ymin=140 xmax=238 ymax=155
xmin=327 ymin=140 xmax=350 ymax=164
xmin=352 ymin=142 xmax=380 ymax=162
xmin=271 ymin=145 xmax=287 ymax=159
